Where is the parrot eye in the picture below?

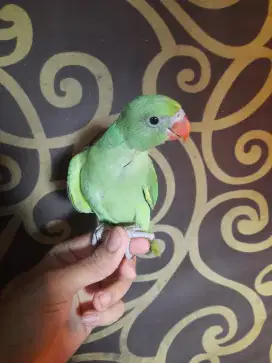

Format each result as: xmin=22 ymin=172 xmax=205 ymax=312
xmin=149 ymin=116 xmax=160 ymax=126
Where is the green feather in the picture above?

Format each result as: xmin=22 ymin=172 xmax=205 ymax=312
xmin=67 ymin=149 xmax=93 ymax=213
xmin=143 ymin=157 xmax=158 ymax=210
xmin=150 ymin=240 xmax=161 ymax=257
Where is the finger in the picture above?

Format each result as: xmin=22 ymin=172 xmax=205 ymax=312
xmin=129 ymin=238 xmax=150 ymax=255
xmin=118 ymin=257 xmax=137 ymax=279
xmin=93 ymin=260 xmax=136 ymax=311
xmin=92 ymin=280 xmax=132 ymax=312
xmin=54 ymin=227 xmax=129 ymax=294
xmin=48 ymin=233 xmax=93 ymax=265
xmin=97 ymin=256 xmax=136 ymax=282
xmin=47 ymin=233 xmax=148 ymax=268
xmin=33 ymin=233 xmax=93 ymax=277
xmin=82 ymin=300 xmax=125 ymax=328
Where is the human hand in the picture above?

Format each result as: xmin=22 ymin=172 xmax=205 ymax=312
xmin=0 ymin=227 xmax=149 ymax=363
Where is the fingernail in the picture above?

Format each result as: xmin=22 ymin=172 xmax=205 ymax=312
xmin=98 ymin=291 xmax=112 ymax=308
xmin=82 ymin=313 xmax=99 ymax=325
xmin=106 ymin=229 xmax=122 ymax=252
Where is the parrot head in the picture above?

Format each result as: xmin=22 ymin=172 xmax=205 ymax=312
xmin=116 ymin=94 xmax=191 ymax=151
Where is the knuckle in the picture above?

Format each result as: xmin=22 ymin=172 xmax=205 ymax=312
xmin=99 ymin=301 xmax=125 ymax=326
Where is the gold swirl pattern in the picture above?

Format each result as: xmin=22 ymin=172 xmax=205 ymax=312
xmin=40 ymin=52 xmax=113 ymax=110
xmin=0 ymin=0 xmax=271 ymax=362
xmin=189 ymin=0 xmax=240 ymax=9
xmin=163 ymin=0 xmax=272 ymax=58
xmin=157 ymin=306 xmax=237 ymax=363
xmin=143 ymin=45 xmax=211 ymax=94
xmin=221 ymin=190 xmax=272 ymax=252
xmin=255 ymin=265 xmax=272 ymax=296
xmin=0 ymin=155 xmax=21 ymax=192
xmin=0 ymin=215 xmax=21 ymax=261
xmin=0 ymin=4 xmax=32 ymax=67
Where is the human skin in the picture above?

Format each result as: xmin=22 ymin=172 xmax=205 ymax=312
xmin=0 ymin=227 xmax=149 ymax=363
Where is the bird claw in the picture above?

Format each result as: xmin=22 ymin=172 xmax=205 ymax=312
xmin=91 ymin=224 xmax=155 ymax=260
xmin=91 ymin=224 xmax=105 ymax=246
xmin=125 ymin=226 xmax=155 ymax=259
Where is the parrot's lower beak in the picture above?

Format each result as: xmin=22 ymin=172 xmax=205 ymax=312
xmin=167 ymin=109 xmax=191 ymax=142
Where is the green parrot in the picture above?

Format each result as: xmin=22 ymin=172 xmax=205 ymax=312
xmin=67 ymin=94 xmax=190 ymax=258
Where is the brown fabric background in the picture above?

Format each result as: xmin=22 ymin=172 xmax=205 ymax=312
xmin=0 ymin=0 xmax=272 ymax=362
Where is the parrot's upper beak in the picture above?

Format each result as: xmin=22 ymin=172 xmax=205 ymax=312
xmin=167 ymin=109 xmax=191 ymax=142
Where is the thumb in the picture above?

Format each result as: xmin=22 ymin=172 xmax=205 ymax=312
xmin=53 ymin=227 xmax=129 ymax=295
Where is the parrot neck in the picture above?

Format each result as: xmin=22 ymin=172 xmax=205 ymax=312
xmin=97 ymin=121 xmax=128 ymax=149
xmin=92 ymin=121 xmax=148 ymax=168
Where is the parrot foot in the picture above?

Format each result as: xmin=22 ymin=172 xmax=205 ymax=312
xmin=125 ymin=226 xmax=155 ymax=259
xmin=91 ymin=225 xmax=155 ymax=260
xmin=90 ymin=224 xmax=134 ymax=260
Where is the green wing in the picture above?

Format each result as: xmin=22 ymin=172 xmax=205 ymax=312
xmin=142 ymin=158 xmax=158 ymax=210
xmin=67 ymin=149 xmax=93 ymax=213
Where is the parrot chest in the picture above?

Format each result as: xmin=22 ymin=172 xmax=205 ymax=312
xmin=81 ymin=150 xmax=151 ymax=224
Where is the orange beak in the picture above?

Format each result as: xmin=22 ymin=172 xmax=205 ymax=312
xmin=167 ymin=114 xmax=191 ymax=142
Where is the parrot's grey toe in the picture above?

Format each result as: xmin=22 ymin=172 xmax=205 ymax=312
xmin=91 ymin=234 xmax=97 ymax=246
xmin=125 ymin=227 xmax=154 ymax=241
xmin=125 ymin=245 xmax=133 ymax=259
xmin=128 ymin=231 xmax=155 ymax=240
xmin=91 ymin=224 xmax=105 ymax=246
xmin=124 ymin=227 xmax=155 ymax=260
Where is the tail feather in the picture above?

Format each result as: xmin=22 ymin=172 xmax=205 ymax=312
xmin=67 ymin=150 xmax=93 ymax=213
